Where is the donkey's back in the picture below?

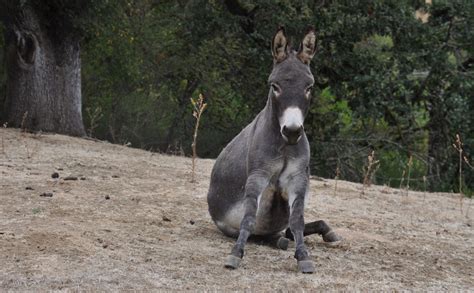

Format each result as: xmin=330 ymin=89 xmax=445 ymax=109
xmin=207 ymin=120 xmax=252 ymax=227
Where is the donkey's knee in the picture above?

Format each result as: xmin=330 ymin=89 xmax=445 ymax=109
xmin=307 ymin=220 xmax=342 ymax=243
xmin=285 ymin=220 xmax=342 ymax=243
xmin=215 ymin=220 xmax=240 ymax=238
xmin=264 ymin=234 xmax=290 ymax=250
xmin=304 ymin=220 xmax=331 ymax=236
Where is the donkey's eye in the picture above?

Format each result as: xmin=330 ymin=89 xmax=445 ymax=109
xmin=271 ymin=84 xmax=281 ymax=95
xmin=305 ymin=86 xmax=313 ymax=98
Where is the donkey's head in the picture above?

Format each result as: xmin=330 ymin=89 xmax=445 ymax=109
xmin=268 ymin=26 xmax=316 ymax=145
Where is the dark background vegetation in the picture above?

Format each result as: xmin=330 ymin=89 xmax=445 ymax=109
xmin=0 ymin=0 xmax=472 ymax=194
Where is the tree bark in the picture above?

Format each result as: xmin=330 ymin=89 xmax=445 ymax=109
xmin=2 ymin=4 xmax=85 ymax=136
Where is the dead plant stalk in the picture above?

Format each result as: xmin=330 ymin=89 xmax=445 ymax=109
xmin=20 ymin=111 xmax=31 ymax=158
xmin=1 ymin=122 xmax=7 ymax=156
xmin=453 ymin=134 xmax=464 ymax=213
xmin=405 ymin=156 xmax=413 ymax=197
xmin=362 ymin=150 xmax=379 ymax=196
xmin=190 ymin=94 xmax=207 ymax=182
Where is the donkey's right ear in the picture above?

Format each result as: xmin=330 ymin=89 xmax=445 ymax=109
xmin=271 ymin=26 xmax=288 ymax=63
xmin=297 ymin=26 xmax=317 ymax=64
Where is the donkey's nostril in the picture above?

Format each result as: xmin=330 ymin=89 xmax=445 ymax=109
xmin=282 ymin=125 xmax=303 ymax=144
xmin=283 ymin=125 xmax=302 ymax=136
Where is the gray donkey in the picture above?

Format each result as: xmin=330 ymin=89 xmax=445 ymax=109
xmin=207 ymin=26 xmax=341 ymax=273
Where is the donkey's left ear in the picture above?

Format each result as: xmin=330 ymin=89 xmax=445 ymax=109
xmin=297 ymin=26 xmax=317 ymax=64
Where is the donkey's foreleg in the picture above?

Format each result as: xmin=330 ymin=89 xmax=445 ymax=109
xmin=224 ymin=175 xmax=268 ymax=270
xmin=289 ymin=193 xmax=315 ymax=273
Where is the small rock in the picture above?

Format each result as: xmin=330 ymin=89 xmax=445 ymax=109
xmin=51 ymin=172 xmax=59 ymax=179
xmin=25 ymin=186 xmax=34 ymax=190
xmin=64 ymin=176 xmax=78 ymax=181
xmin=189 ymin=220 xmax=195 ymax=225
xmin=102 ymin=244 xmax=108 ymax=249
xmin=162 ymin=216 xmax=171 ymax=222
xmin=112 ymin=175 xmax=120 ymax=178
xmin=57 ymin=168 xmax=64 ymax=171
xmin=80 ymin=177 xmax=86 ymax=180
xmin=105 ymin=195 xmax=110 ymax=200
xmin=40 ymin=193 xmax=53 ymax=197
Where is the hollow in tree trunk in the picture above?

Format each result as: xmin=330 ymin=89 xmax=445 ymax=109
xmin=2 ymin=4 xmax=85 ymax=136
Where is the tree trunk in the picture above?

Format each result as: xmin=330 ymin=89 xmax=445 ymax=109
xmin=3 ymin=5 xmax=85 ymax=136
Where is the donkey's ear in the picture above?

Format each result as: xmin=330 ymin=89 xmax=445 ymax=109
xmin=297 ymin=26 xmax=317 ymax=64
xmin=271 ymin=26 xmax=288 ymax=63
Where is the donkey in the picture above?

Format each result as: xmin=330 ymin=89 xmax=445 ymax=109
xmin=207 ymin=26 xmax=341 ymax=273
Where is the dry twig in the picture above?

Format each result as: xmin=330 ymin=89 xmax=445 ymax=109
xmin=190 ymin=94 xmax=207 ymax=182
xmin=452 ymin=134 xmax=465 ymax=214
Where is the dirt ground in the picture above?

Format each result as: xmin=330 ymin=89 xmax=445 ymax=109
xmin=0 ymin=128 xmax=473 ymax=291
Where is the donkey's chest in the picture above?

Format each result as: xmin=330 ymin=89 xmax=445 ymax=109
xmin=272 ymin=158 xmax=306 ymax=196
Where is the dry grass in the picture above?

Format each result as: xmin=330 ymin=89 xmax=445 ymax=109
xmin=399 ymin=155 xmax=414 ymax=197
xmin=85 ymin=107 xmax=104 ymax=138
xmin=361 ymin=150 xmax=379 ymax=196
xmin=333 ymin=165 xmax=340 ymax=197
xmin=0 ymin=128 xmax=473 ymax=291
xmin=452 ymin=134 xmax=474 ymax=217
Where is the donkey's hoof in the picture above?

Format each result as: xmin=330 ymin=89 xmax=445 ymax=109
xmin=297 ymin=260 xmax=315 ymax=274
xmin=276 ymin=237 xmax=289 ymax=250
xmin=224 ymin=255 xmax=241 ymax=269
xmin=323 ymin=230 xmax=342 ymax=243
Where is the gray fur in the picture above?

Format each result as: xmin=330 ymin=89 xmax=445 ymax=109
xmin=207 ymin=27 xmax=320 ymax=271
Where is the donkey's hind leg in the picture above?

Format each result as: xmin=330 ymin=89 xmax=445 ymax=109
xmin=285 ymin=220 xmax=342 ymax=243
xmin=265 ymin=234 xmax=290 ymax=250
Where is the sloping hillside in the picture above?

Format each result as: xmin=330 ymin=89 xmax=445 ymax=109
xmin=0 ymin=128 xmax=472 ymax=290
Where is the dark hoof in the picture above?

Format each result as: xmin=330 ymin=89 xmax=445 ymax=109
xmin=297 ymin=260 xmax=315 ymax=274
xmin=224 ymin=255 xmax=241 ymax=270
xmin=276 ymin=237 xmax=289 ymax=250
xmin=323 ymin=230 xmax=342 ymax=243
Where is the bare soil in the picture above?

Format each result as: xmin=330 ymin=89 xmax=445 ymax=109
xmin=1 ymin=128 xmax=473 ymax=291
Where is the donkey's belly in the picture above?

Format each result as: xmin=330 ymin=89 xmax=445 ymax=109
xmin=255 ymin=187 xmax=290 ymax=235
xmin=219 ymin=187 xmax=289 ymax=237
